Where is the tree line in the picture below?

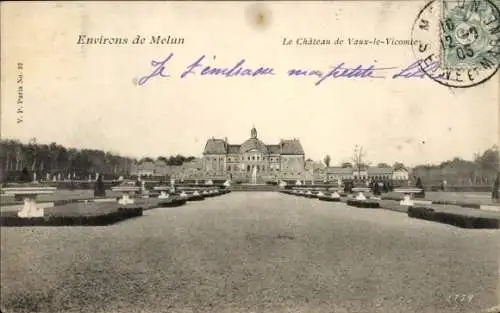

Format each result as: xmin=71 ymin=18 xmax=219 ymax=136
xmin=411 ymin=146 xmax=499 ymax=185
xmin=139 ymin=155 xmax=196 ymax=166
xmin=323 ymin=145 xmax=499 ymax=185
xmin=0 ymin=139 xmax=196 ymax=181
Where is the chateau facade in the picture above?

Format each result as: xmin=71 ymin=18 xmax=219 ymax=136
xmin=202 ymin=127 xmax=305 ymax=181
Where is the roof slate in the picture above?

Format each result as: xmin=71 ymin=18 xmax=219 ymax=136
xmin=367 ymin=167 xmax=394 ymax=175
xmin=267 ymin=145 xmax=281 ymax=154
xmin=280 ymin=139 xmax=305 ymax=155
xmin=227 ymin=145 xmax=241 ymax=154
xmin=203 ymin=139 xmax=227 ymax=154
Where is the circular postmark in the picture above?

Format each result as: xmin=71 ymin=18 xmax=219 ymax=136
xmin=411 ymin=0 xmax=500 ymax=88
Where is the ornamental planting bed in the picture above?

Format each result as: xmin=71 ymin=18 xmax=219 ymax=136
xmin=157 ymin=197 xmax=187 ymax=207
xmin=346 ymin=198 xmax=380 ymax=208
xmin=318 ymin=195 xmax=342 ymax=202
xmin=281 ymin=189 xmax=344 ymax=202
xmin=0 ymin=202 xmax=143 ymax=227
xmin=408 ymin=205 xmax=500 ymax=229
xmin=187 ymin=194 xmax=205 ymax=201
xmin=381 ymin=191 xmax=493 ymax=208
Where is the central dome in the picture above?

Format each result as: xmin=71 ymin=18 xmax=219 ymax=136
xmin=240 ymin=137 xmax=268 ymax=153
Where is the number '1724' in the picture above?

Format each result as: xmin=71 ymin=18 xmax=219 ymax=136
xmin=448 ymin=294 xmax=474 ymax=303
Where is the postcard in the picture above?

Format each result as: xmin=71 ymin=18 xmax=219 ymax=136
xmin=1 ymin=1 xmax=499 ymax=313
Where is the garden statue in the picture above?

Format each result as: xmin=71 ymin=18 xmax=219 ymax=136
xmin=94 ymin=174 xmax=106 ymax=197
xmin=5 ymin=168 xmax=57 ymax=217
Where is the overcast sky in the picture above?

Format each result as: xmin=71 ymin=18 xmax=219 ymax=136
xmin=1 ymin=2 xmax=498 ymax=166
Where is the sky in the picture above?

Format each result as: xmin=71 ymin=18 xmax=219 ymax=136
xmin=1 ymin=1 xmax=499 ymax=167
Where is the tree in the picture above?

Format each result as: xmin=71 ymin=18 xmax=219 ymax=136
xmin=324 ymin=155 xmax=331 ymax=167
xmin=377 ymin=163 xmax=390 ymax=168
xmin=341 ymin=162 xmax=353 ymax=168
xmin=475 ymin=146 xmax=499 ymax=172
xmin=140 ymin=157 xmax=154 ymax=163
xmin=157 ymin=156 xmax=168 ymax=163
xmin=351 ymin=145 xmax=367 ymax=176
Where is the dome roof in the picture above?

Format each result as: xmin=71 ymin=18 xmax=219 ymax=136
xmin=240 ymin=138 xmax=268 ymax=153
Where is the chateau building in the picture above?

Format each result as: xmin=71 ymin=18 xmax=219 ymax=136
xmin=202 ymin=127 xmax=305 ymax=182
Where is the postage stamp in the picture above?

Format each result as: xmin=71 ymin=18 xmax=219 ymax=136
xmin=441 ymin=0 xmax=500 ymax=68
xmin=411 ymin=0 xmax=500 ymax=88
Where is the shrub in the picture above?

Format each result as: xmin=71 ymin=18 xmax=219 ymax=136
xmin=432 ymin=211 xmax=499 ymax=229
xmin=408 ymin=206 xmax=435 ymax=221
xmin=0 ymin=207 xmax=143 ymax=227
xmin=346 ymin=199 xmax=380 ymax=208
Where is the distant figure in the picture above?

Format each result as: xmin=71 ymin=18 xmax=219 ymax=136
xmin=440 ymin=180 xmax=445 ymax=191
xmin=20 ymin=167 xmax=31 ymax=183
xmin=415 ymin=177 xmax=425 ymax=198
xmin=343 ymin=181 xmax=353 ymax=193
xmin=493 ymin=174 xmax=499 ymax=203
xmin=387 ymin=181 xmax=394 ymax=192
xmin=372 ymin=181 xmax=381 ymax=196
xmin=94 ymin=174 xmax=106 ymax=197
xmin=382 ymin=181 xmax=389 ymax=193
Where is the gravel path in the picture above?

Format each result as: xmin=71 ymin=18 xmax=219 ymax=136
xmin=1 ymin=192 xmax=499 ymax=313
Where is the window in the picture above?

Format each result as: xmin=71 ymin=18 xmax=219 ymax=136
xmin=247 ymin=165 xmax=250 ymax=172
xmin=257 ymin=165 xmax=260 ymax=172
xmin=252 ymin=156 xmax=255 ymax=160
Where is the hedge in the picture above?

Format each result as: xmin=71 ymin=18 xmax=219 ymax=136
xmin=407 ymin=207 xmax=499 ymax=229
xmin=346 ymin=199 xmax=380 ymax=208
xmin=0 ymin=206 xmax=143 ymax=227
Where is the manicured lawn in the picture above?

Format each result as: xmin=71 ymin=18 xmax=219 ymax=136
xmin=1 ymin=192 xmax=498 ymax=313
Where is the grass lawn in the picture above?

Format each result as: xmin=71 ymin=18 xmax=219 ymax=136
xmin=2 ymin=192 xmax=498 ymax=313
